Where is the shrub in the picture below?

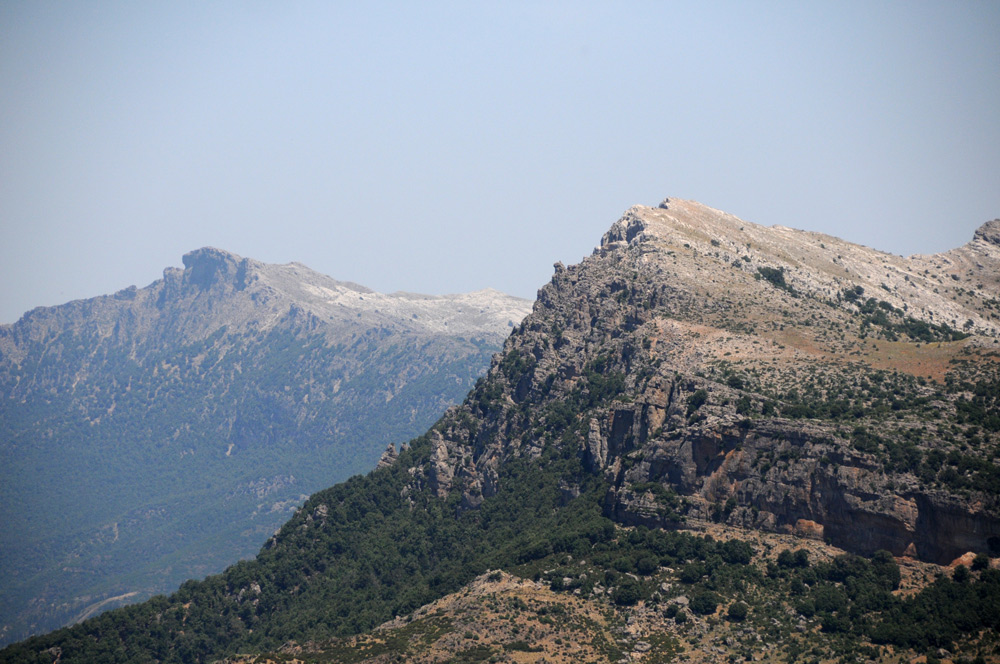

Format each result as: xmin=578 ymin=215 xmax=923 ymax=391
xmin=871 ymin=550 xmax=901 ymax=590
xmin=506 ymin=641 xmax=541 ymax=653
xmin=686 ymin=389 xmax=708 ymax=416
xmin=636 ymin=554 xmax=659 ymax=576
xmin=721 ymin=540 xmax=753 ymax=565
xmin=821 ymin=613 xmax=851 ymax=633
xmin=758 ymin=266 xmax=786 ymax=288
xmin=777 ymin=548 xmax=809 ymax=568
xmin=690 ymin=591 xmax=720 ymax=615
xmin=727 ymin=602 xmax=748 ymax=622
xmin=612 ymin=578 xmax=642 ymax=606
xmin=813 ymin=585 xmax=848 ymax=614
xmin=679 ymin=564 xmax=704 ymax=584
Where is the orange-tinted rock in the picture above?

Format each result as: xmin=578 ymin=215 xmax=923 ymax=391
xmin=794 ymin=519 xmax=824 ymax=540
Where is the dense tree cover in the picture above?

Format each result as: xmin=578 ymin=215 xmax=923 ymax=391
xmin=0 ymin=438 xmax=612 ymax=663
xmin=869 ymin=568 xmax=1000 ymax=649
xmin=0 ymin=321 xmax=497 ymax=643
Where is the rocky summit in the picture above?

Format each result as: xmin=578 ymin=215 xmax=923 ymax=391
xmin=4 ymin=201 xmax=1000 ymax=664
xmin=0 ymin=248 xmax=531 ymax=647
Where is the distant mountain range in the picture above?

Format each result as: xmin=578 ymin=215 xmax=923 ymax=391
xmin=4 ymin=201 xmax=1000 ymax=664
xmin=0 ymin=247 xmax=532 ymax=646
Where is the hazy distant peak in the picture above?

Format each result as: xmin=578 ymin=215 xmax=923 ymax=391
xmin=1 ymin=248 xmax=533 ymax=361
xmin=173 ymin=248 xmax=534 ymax=339
xmin=177 ymin=248 xmax=375 ymax=297
xmin=181 ymin=246 xmax=245 ymax=265
xmin=180 ymin=247 xmax=259 ymax=292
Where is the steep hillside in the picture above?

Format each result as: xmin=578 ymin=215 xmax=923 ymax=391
xmin=426 ymin=199 xmax=1000 ymax=564
xmin=4 ymin=201 xmax=999 ymax=664
xmin=0 ymin=248 xmax=531 ymax=646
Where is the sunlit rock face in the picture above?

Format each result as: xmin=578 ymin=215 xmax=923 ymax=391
xmin=417 ymin=199 xmax=1000 ymax=564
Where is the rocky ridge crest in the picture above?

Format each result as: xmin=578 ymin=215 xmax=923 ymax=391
xmin=2 ymin=247 xmax=527 ymax=364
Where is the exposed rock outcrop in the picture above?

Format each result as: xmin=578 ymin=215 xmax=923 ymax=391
xmin=375 ymin=443 xmax=399 ymax=471
xmin=414 ymin=198 xmax=1000 ymax=565
xmin=974 ymin=219 xmax=1000 ymax=246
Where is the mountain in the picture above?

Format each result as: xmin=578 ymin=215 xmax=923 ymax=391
xmin=4 ymin=200 xmax=999 ymax=664
xmin=0 ymin=247 xmax=532 ymax=646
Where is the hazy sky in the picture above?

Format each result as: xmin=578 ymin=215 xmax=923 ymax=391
xmin=2 ymin=1 xmax=998 ymax=324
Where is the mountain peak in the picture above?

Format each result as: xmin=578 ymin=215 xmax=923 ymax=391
xmin=431 ymin=198 xmax=1000 ymax=563
xmin=180 ymin=247 xmax=256 ymax=291
xmin=974 ymin=219 xmax=1000 ymax=246
xmin=599 ymin=197 xmax=762 ymax=253
xmin=0 ymin=246 xmax=531 ymax=646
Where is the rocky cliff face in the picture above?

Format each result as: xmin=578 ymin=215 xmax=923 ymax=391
xmin=0 ymin=248 xmax=531 ymax=646
xmin=413 ymin=199 xmax=1000 ymax=564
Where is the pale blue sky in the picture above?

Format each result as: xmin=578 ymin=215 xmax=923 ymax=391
xmin=2 ymin=1 xmax=998 ymax=323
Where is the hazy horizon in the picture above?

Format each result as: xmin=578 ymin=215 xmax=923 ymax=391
xmin=3 ymin=1 xmax=998 ymax=324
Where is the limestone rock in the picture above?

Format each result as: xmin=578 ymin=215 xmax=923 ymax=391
xmin=974 ymin=219 xmax=1000 ymax=246
xmin=417 ymin=197 xmax=1000 ymax=564
xmin=375 ymin=443 xmax=399 ymax=471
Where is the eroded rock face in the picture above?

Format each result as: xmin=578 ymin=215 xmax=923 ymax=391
xmin=607 ymin=412 xmax=1000 ymax=563
xmin=417 ymin=198 xmax=1000 ymax=565
xmin=375 ymin=443 xmax=399 ymax=471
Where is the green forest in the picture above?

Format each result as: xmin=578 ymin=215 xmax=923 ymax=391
xmin=0 ymin=319 xmax=497 ymax=645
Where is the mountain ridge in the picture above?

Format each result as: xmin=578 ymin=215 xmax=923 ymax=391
xmin=4 ymin=200 xmax=999 ymax=663
xmin=0 ymin=248 xmax=531 ymax=646
xmin=417 ymin=198 xmax=999 ymax=565
xmin=601 ymin=198 xmax=1000 ymax=337
xmin=2 ymin=246 xmax=528 ymax=356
